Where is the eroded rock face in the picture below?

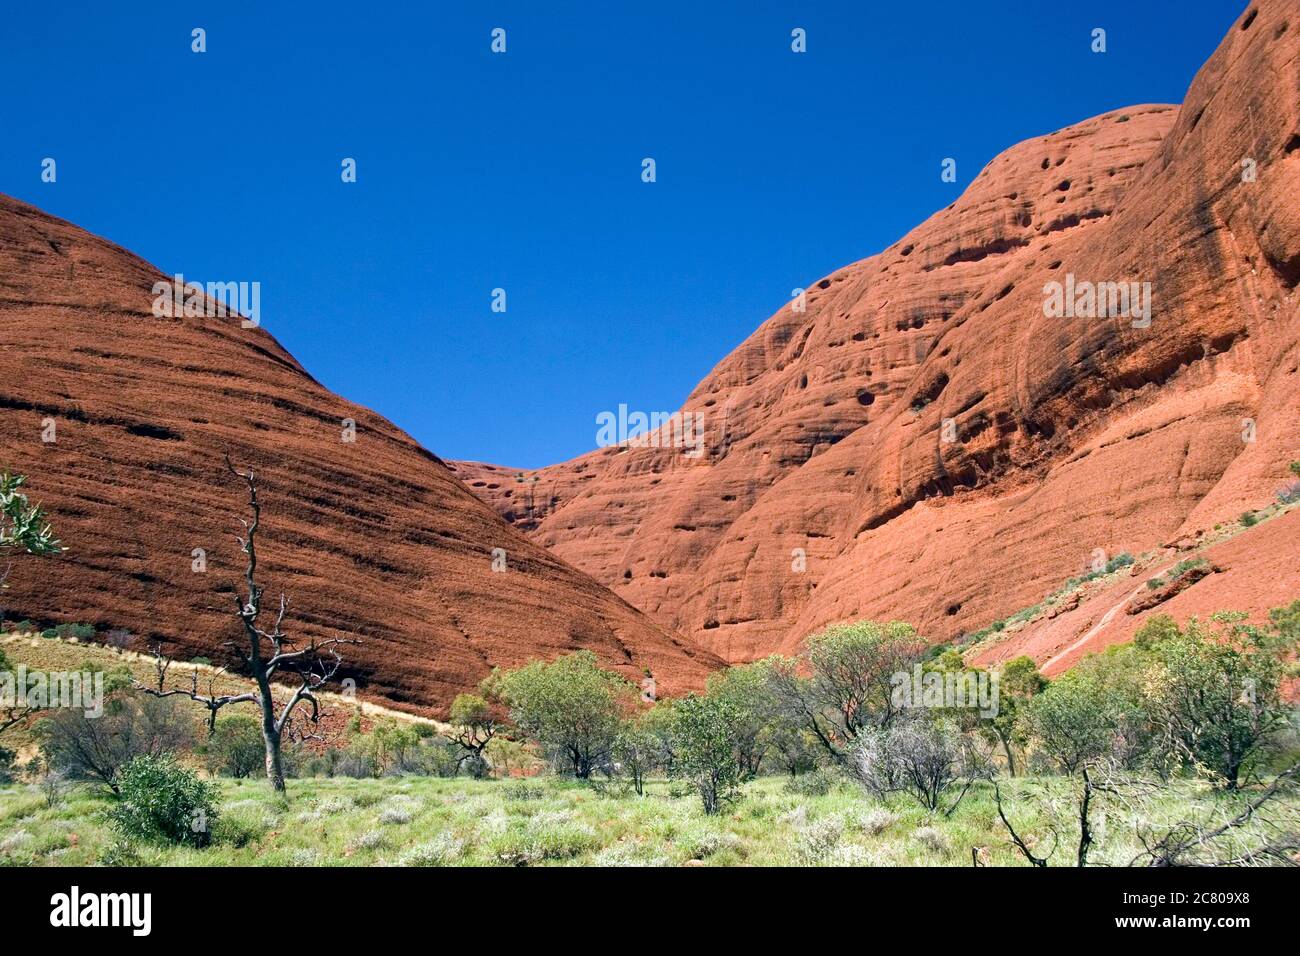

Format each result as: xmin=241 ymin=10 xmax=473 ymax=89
xmin=457 ymin=3 xmax=1300 ymax=662
xmin=0 ymin=195 xmax=723 ymax=715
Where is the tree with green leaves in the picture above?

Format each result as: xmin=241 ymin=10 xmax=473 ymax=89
xmin=443 ymin=693 xmax=499 ymax=778
xmin=768 ymin=620 xmax=927 ymax=765
xmin=201 ymin=714 xmax=264 ymax=778
xmin=704 ymin=659 xmax=786 ymax=780
xmin=488 ymin=650 xmax=636 ymax=778
xmin=1142 ymin=610 xmax=1292 ymax=789
xmin=612 ymin=714 xmax=658 ymax=796
xmin=668 ymin=691 xmax=746 ymax=814
xmin=0 ymin=471 xmax=63 ymax=571
xmin=983 ymin=656 xmax=1045 ymax=777
xmin=1022 ymin=664 xmax=1134 ymax=775
xmin=0 ymin=471 xmax=62 ymax=680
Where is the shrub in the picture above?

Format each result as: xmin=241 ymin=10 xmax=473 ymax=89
xmin=213 ymin=806 xmax=274 ymax=848
xmin=488 ymin=651 xmax=636 ymax=779
xmin=668 ymin=691 xmax=747 ymax=814
xmin=1143 ymin=612 xmax=1290 ymax=788
xmin=766 ymin=620 xmax=927 ymax=765
xmin=203 ymin=715 xmax=264 ymax=778
xmin=912 ymin=825 xmax=950 ymax=854
xmin=784 ymin=765 xmax=839 ymax=796
xmin=39 ymin=693 xmax=196 ymax=794
xmin=379 ymin=806 xmax=412 ymax=825
xmin=793 ymin=816 xmax=845 ymax=865
xmin=97 ymin=838 xmax=143 ymax=867
xmin=1275 ymin=481 xmax=1300 ymax=505
xmin=109 ymin=753 xmax=218 ymax=848
xmin=1240 ymin=510 xmax=1258 ymax=527
xmin=398 ymin=832 xmax=465 ymax=866
xmin=488 ymin=815 xmax=599 ymax=866
xmin=0 ymin=746 xmax=16 ymax=784
xmin=854 ymin=716 xmax=986 ymax=814
xmin=346 ymin=829 xmax=387 ymax=852
xmin=1105 ymin=552 xmax=1135 ymax=572
xmin=504 ymin=782 xmax=545 ymax=801
xmin=1023 ymin=665 xmax=1141 ymax=774
xmin=857 ymin=808 xmax=897 ymax=835
xmin=679 ymin=826 xmax=741 ymax=860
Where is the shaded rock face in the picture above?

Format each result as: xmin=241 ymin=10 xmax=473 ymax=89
xmin=457 ymin=3 xmax=1300 ymax=662
xmin=0 ymin=196 xmax=723 ymax=716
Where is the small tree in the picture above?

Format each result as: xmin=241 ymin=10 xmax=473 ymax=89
xmin=443 ymin=693 xmax=499 ymax=778
xmin=981 ymin=656 xmax=1044 ymax=777
xmin=612 ymin=715 xmax=658 ymax=796
xmin=137 ymin=458 xmax=357 ymax=793
xmin=489 ymin=651 xmax=635 ymax=778
xmin=1022 ymin=660 xmax=1144 ymax=775
xmin=669 ymin=691 xmax=745 ymax=814
xmin=203 ymin=714 xmax=264 ymax=778
xmin=1143 ymin=611 xmax=1291 ymax=789
xmin=38 ymin=692 xmax=196 ymax=795
xmin=769 ymin=620 xmax=927 ymax=765
xmin=0 ymin=471 xmax=62 ymax=737
xmin=0 ymin=470 xmax=63 ymax=571
xmin=705 ymin=661 xmax=776 ymax=780
xmin=855 ymin=715 xmax=987 ymax=815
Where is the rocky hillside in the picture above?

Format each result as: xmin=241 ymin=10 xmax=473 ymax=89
xmin=0 ymin=195 xmax=722 ymax=716
xmin=456 ymin=2 xmax=1300 ymax=662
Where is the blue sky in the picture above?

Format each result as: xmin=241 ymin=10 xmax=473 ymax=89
xmin=1 ymin=1 xmax=1244 ymax=468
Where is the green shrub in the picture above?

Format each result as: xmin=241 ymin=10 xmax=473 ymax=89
xmin=1105 ymin=552 xmax=1135 ymax=572
xmin=504 ymin=782 xmax=546 ymax=801
xmin=202 ymin=715 xmax=264 ymax=778
xmin=1240 ymin=510 xmax=1258 ymax=527
xmin=784 ymin=765 xmax=839 ymax=797
xmin=488 ymin=815 xmax=599 ymax=866
xmin=213 ymin=805 xmax=273 ymax=848
xmin=488 ymin=650 xmax=635 ymax=779
xmin=397 ymin=832 xmax=464 ymax=866
xmin=97 ymin=838 xmax=143 ymax=867
xmin=109 ymin=753 xmax=218 ymax=848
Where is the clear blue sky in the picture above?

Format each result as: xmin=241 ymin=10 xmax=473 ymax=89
xmin=1 ymin=1 xmax=1244 ymax=468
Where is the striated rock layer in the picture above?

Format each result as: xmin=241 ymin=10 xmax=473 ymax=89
xmin=457 ymin=3 xmax=1300 ymax=662
xmin=0 ymin=196 xmax=723 ymax=715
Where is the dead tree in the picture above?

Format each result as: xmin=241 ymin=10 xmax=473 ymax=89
xmin=139 ymin=643 xmax=249 ymax=735
xmin=138 ymin=457 xmax=357 ymax=792
xmin=994 ymin=761 xmax=1300 ymax=867
xmin=1129 ymin=762 xmax=1300 ymax=867
xmin=993 ymin=763 xmax=1119 ymax=867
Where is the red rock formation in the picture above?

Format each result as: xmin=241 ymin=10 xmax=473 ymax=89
xmin=0 ymin=195 xmax=722 ymax=716
xmin=971 ymin=507 xmax=1300 ymax=677
xmin=459 ymin=3 xmax=1300 ymax=662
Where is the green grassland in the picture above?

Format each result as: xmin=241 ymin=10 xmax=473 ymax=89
xmin=4 ymin=771 xmax=1294 ymax=868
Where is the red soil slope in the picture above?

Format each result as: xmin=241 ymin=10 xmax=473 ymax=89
xmin=970 ymin=505 xmax=1300 ymax=676
xmin=0 ymin=196 xmax=722 ymax=716
xmin=457 ymin=3 xmax=1300 ymax=662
